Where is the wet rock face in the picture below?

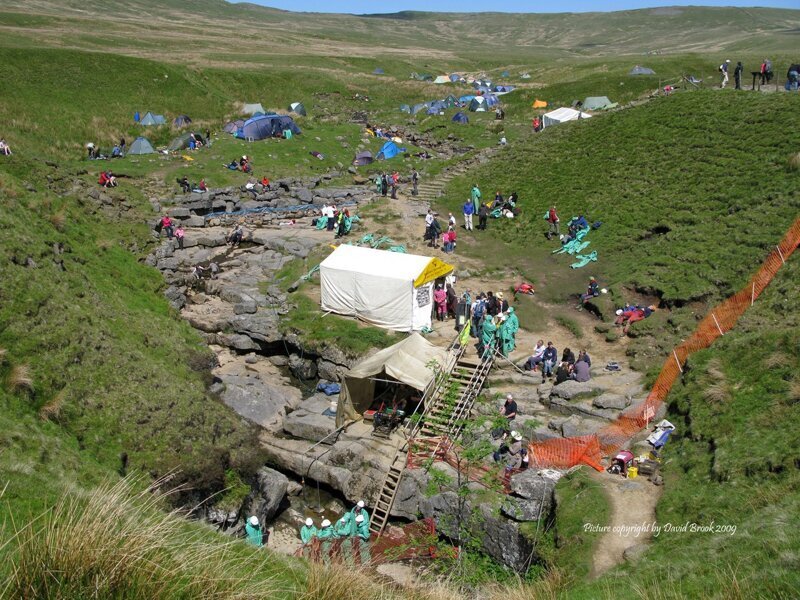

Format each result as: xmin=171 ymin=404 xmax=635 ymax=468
xmin=244 ymin=467 xmax=289 ymax=524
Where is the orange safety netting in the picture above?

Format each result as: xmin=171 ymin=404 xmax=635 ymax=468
xmin=530 ymin=218 xmax=800 ymax=471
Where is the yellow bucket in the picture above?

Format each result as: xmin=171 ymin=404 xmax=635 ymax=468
xmin=627 ymin=466 xmax=638 ymax=479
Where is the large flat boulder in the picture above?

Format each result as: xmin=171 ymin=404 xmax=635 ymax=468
xmin=282 ymin=395 xmax=336 ymax=442
xmin=213 ymin=373 xmax=301 ymax=432
xmin=550 ymin=380 xmax=604 ymax=400
xmin=509 ymin=469 xmax=561 ymax=501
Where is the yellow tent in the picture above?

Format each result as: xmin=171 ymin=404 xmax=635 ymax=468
xmin=532 ymin=99 xmax=548 ymax=109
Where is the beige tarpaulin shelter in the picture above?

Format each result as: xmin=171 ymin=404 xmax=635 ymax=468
xmin=335 ymin=333 xmax=448 ymax=427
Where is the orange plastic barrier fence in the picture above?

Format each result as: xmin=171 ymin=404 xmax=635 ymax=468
xmin=530 ymin=218 xmax=800 ymax=471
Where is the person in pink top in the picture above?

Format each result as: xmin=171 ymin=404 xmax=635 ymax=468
xmin=433 ymin=285 xmax=447 ymax=322
xmin=160 ymin=215 xmax=174 ymax=239
xmin=175 ymin=225 xmax=185 ymax=249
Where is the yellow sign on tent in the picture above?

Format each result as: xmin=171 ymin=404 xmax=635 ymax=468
xmin=532 ymin=99 xmax=548 ymax=109
xmin=414 ymin=257 xmax=454 ymax=287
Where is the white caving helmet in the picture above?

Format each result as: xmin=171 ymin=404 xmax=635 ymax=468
xmin=249 ymin=516 xmax=259 ymax=526
xmin=357 ymin=500 xmax=365 ymax=509
xmin=305 ymin=518 xmax=313 ymax=526
xmin=356 ymin=515 xmax=365 ymax=523
xmin=321 ymin=519 xmax=331 ymax=528
xmin=616 ymin=309 xmax=623 ymax=316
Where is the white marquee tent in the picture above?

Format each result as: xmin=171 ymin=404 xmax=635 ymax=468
xmin=320 ymin=245 xmax=453 ymax=332
xmin=541 ymin=107 xmax=592 ymax=129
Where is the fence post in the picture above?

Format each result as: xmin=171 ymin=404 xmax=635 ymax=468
xmin=751 ymin=281 xmax=755 ymax=306
xmin=776 ymin=245 xmax=786 ymax=265
xmin=711 ymin=313 xmax=724 ymax=336
xmin=673 ymin=349 xmax=683 ymax=373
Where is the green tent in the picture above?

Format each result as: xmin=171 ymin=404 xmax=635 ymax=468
xmin=442 ymin=94 xmax=459 ymax=108
xmin=583 ymin=96 xmax=617 ymax=110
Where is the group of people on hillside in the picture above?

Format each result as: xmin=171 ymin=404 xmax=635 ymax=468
xmin=720 ymin=58 xmax=774 ymax=90
xmin=523 ymin=340 xmax=592 ymax=384
xmin=320 ymin=203 xmax=352 ymax=238
xmin=299 ymin=500 xmax=371 ymax=563
xmin=471 ymin=291 xmax=519 ymax=360
xmin=227 ymin=155 xmax=252 ymax=173
xmin=375 ymin=171 xmax=401 ymax=199
xmin=98 ymin=170 xmax=117 ymax=187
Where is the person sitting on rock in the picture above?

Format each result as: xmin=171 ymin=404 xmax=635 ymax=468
xmin=226 ymin=223 xmax=243 ymax=247
xmin=541 ymin=342 xmax=558 ymax=382
xmin=555 ymin=361 xmax=572 ymax=385
xmin=197 ymin=178 xmax=208 ymax=192
xmin=580 ymin=277 xmax=600 ymax=305
xmin=179 ymin=176 xmax=190 ymax=193
xmin=571 ymin=358 xmax=591 ymax=383
xmin=523 ymin=339 xmax=546 ymax=371
xmin=561 ymin=347 xmax=576 ymax=366
xmin=577 ymin=349 xmax=591 ymax=367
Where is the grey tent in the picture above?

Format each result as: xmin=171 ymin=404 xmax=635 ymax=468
xmin=140 ymin=112 xmax=166 ymax=126
xmin=167 ymin=132 xmax=204 ymax=152
xmin=335 ymin=333 xmax=448 ymax=427
xmin=399 ymin=104 xmax=411 ymax=113
xmin=243 ymin=103 xmax=265 ymax=115
xmin=223 ymin=119 xmax=245 ymax=134
xmin=173 ymin=115 xmax=192 ymax=127
xmin=288 ymin=102 xmax=307 ymax=116
xmin=373 ymin=67 xmax=385 ymax=75
xmin=630 ymin=65 xmax=656 ymax=76
xmin=128 ymin=136 xmax=155 ymax=155
xmin=583 ymin=96 xmax=616 ymax=110
xmin=353 ymin=151 xmax=373 ymax=166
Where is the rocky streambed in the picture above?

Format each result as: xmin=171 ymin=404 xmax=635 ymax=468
xmin=145 ymin=178 xmax=656 ymax=572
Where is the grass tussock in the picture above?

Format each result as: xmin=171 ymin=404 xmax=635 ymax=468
xmin=2 ymin=476 xmax=292 ymax=600
xmin=764 ymin=351 xmax=790 ymax=370
xmin=788 ymin=152 xmax=800 ymax=171
xmin=487 ymin=568 xmax=567 ymax=600
xmin=7 ymin=364 xmax=33 ymax=394
xmin=39 ymin=389 xmax=65 ymax=422
xmin=786 ymin=378 xmax=800 ymax=404
xmin=49 ymin=210 xmax=66 ymax=231
xmin=0 ymin=348 xmax=6 ymax=363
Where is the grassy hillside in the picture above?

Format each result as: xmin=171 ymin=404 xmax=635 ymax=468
xmin=0 ymin=2 xmax=798 ymax=66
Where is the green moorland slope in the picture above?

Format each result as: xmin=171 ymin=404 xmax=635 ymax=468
xmin=0 ymin=2 xmax=799 ymax=597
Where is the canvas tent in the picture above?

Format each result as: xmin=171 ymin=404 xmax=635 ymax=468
xmin=173 ymin=115 xmax=192 ymax=127
xmin=243 ymin=103 xmax=265 ymax=115
xmin=140 ymin=112 xmax=166 ymax=126
xmin=288 ymin=102 xmax=307 ymax=116
xmin=434 ymin=75 xmax=450 ymax=84
xmin=352 ymin=150 xmax=373 ymax=166
xmin=128 ymin=137 xmax=155 ymax=155
xmin=629 ymin=65 xmax=655 ymax=76
xmin=376 ymin=140 xmax=401 ymax=160
xmin=236 ymin=115 xmax=301 ymax=140
xmin=542 ymin=107 xmax=591 ymax=128
xmin=335 ymin=333 xmax=448 ymax=427
xmin=452 ymin=112 xmax=469 ymax=124
xmin=320 ymin=245 xmax=453 ymax=332
xmin=583 ymin=96 xmax=616 ymax=110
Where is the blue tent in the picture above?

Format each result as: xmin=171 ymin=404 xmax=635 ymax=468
xmin=501 ymin=71 xmax=510 ymax=78
xmin=376 ymin=140 xmax=402 ymax=160
xmin=373 ymin=67 xmax=385 ymax=75
xmin=459 ymin=94 xmax=476 ymax=103
xmin=483 ymin=94 xmax=500 ymax=107
xmin=173 ymin=115 xmax=192 ymax=127
xmin=236 ymin=115 xmax=301 ymax=140
xmin=449 ymin=74 xmax=461 ymax=82
xmin=494 ymin=85 xmax=515 ymax=93
xmin=452 ymin=112 xmax=469 ymax=124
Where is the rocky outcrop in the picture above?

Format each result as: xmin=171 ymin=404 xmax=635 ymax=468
xmin=212 ymin=373 xmax=302 ymax=432
xmin=282 ymin=394 xmax=336 ymax=442
xmin=244 ymin=466 xmax=289 ymax=524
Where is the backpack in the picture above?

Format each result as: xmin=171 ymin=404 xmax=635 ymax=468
xmin=473 ymin=301 xmax=485 ymax=319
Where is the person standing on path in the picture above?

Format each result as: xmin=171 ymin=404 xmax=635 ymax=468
xmin=478 ymin=203 xmax=489 ymax=230
xmin=734 ymin=61 xmax=743 ymax=90
xmin=381 ymin=172 xmax=388 ymax=197
xmin=471 ymin=184 xmax=482 ymax=213
xmin=175 ymin=225 xmax=185 ymax=250
xmin=411 ymin=168 xmax=419 ymax=196
xmin=546 ymin=205 xmax=560 ymax=239
xmin=390 ymin=171 xmax=399 ymax=199
xmin=720 ymin=59 xmax=730 ymax=88
xmin=463 ymin=198 xmax=474 ymax=231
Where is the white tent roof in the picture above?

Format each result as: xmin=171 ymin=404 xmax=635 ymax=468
xmin=243 ymin=103 xmax=265 ymax=115
xmin=542 ymin=107 xmax=592 ymax=127
xmin=321 ymin=244 xmax=432 ymax=284
xmin=433 ymin=75 xmax=450 ymax=84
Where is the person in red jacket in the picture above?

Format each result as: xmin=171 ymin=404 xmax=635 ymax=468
xmin=546 ymin=205 xmax=559 ymax=239
xmin=160 ymin=215 xmax=174 ymax=239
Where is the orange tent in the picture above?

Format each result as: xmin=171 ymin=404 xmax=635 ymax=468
xmin=532 ymin=99 xmax=548 ymax=109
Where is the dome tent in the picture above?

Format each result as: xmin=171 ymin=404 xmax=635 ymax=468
xmin=173 ymin=115 xmax=192 ymax=127
xmin=452 ymin=112 xmax=469 ymax=124
xmin=128 ymin=136 xmax=155 ymax=155
xmin=373 ymin=67 xmax=385 ymax=75
xmin=288 ymin=102 xmax=307 ymax=116
xmin=236 ymin=115 xmax=301 ymax=140
xmin=629 ymin=65 xmax=656 ymax=76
